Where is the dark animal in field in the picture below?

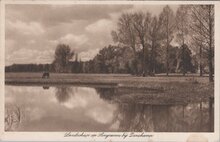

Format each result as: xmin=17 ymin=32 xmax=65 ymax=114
xmin=42 ymin=72 xmax=50 ymax=78
xmin=43 ymin=86 xmax=50 ymax=89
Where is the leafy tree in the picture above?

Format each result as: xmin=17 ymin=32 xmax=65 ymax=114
xmin=83 ymin=60 xmax=95 ymax=73
xmin=178 ymin=44 xmax=193 ymax=75
xmin=168 ymin=46 xmax=179 ymax=73
xmin=53 ymin=44 xmax=74 ymax=73
xmin=92 ymin=45 xmax=134 ymax=74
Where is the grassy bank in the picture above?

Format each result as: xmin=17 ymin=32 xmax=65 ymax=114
xmin=5 ymin=72 xmax=210 ymax=84
xmin=5 ymin=72 xmax=214 ymax=104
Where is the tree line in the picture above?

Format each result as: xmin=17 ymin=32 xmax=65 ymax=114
xmin=111 ymin=5 xmax=214 ymax=81
xmin=5 ymin=5 xmax=214 ymax=82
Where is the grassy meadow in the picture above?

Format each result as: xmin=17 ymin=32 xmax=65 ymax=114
xmin=5 ymin=72 xmax=214 ymax=104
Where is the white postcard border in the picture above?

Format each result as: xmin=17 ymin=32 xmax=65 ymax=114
xmin=0 ymin=0 xmax=219 ymax=141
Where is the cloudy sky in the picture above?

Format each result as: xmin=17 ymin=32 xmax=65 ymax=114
xmin=5 ymin=4 xmax=178 ymax=66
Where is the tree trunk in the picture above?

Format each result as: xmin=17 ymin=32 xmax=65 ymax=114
xmin=166 ymin=14 xmax=169 ymax=76
xmin=199 ymin=20 xmax=203 ymax=77
xmin=208 ymin=49 xmax=213 ymax=82
xmin=208 ymin=5 xmax=214 ymax=82
xmin=140 ymin=38 xmax=147 ymax=77
xmin=142 ymin=44 xmax=146 ymax=77
xmin=166 ymin=45 xmax=169 ymax=76
xmin=183 ymin=45 xmax=186 ymax=76
xmin=149 ymin=40 xmax=155 ymax=76
xmin=132 ymin=46 xmax=138 ymax=76
xmin=199 ymin=45 xmax=203 ymax=77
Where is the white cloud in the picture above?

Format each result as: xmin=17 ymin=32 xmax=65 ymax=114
xmin=6 ymin=20 xmax=45 ymax=36
xmin=6 ymin=48 xmax=54 ymax=65
xmin=85 ymin=19 xmax=115 ymax=34
xmin=124 ymin=5 xmax=179 ymax=16
xmin=27 ymin=107 xmax=46 ymax=121
xmin=49 ymin=33 xmax=89 ymax=52
xmin=79 ymin=48 xmax=100 ymax=61
xmin=5 ymin=5 xmax=180 ymax=65
xmin=54 ymin=92 xmax=88 ymax=109
xmin=59 ymin=34 xmax=88 ymax=46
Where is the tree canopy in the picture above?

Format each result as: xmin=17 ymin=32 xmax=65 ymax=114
xmin=53 ymin=44 xmax=74 ymax=73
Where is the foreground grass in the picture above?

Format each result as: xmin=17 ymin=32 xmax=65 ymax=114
xmin=5 ymin=72 xmax=214 ymax=104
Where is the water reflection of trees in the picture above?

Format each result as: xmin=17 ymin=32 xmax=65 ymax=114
xmin=119 ymin=103 xmax=214 ymax=132
xmin=95 ymin=87 xmax=117 ymax=101
xmin=115 ymin=101 xmax=214 ymax=132
xmin=95 ymin=88 xmax=214 ymax=132
xmin=55 ymin=86 xmax=74 ymax=103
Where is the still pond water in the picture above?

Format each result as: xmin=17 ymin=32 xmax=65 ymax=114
xmin=5 ymin=85 xmax=214 ymax=132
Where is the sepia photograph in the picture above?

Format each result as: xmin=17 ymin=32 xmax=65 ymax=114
xmin=0 ymin=0 xmax=219 ymax=141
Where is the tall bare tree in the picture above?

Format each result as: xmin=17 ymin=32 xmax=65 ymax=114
xmin=176 ymin=5 xmax=191 ymax=45
xmin=112 ymin=13 xmax=137 ymax=54
xmin=159 ymin=5 xmax=176 ymax=76
xmin=190 ymin=6 xmax=205 ymax=77
xmin=175 ymin=5 xmax=191 ymax=75
xmin=132 ymin=12 xmax=152 ymax=77
xmin=148 ymin=16 xmax=164 ymax=75
xmin=191 ymin=5 xmax=214 ymax=82
xmin=111 ymin=13 xmax=138 ymax=74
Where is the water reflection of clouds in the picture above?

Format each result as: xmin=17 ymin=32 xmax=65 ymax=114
xmin=52 ymin=87 xmax=87 ymax=109
xmin=25 ymin=107 xmax=46 ymax=121
xmin=6 ymin=85 xmax=212 ymax=132
xmin=86 ymin=106 xmax=117 ymax=124
xmin=5 ymin=95 xmax=15 ymax=103
xmin=109 ymin=120 xmax=120 ymax=130
xmin=53 ymin=86 xmax=118 ymax=124
xmin=5 ymin=85 xmax=118 ymax=131
xmin=5 ymin=86 xmax=55 ymax=124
